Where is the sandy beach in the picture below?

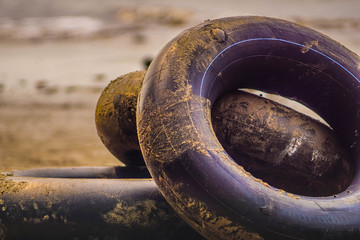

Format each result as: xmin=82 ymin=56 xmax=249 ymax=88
xmin=1 ymin=0 xmax=360 ymax=171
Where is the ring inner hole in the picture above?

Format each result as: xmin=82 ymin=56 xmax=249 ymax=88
xmin=205 ymin=46 xmax=356 ymax=197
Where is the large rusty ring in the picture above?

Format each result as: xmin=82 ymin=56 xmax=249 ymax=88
xmin=137 ymin=16 xmax=360 ymax=239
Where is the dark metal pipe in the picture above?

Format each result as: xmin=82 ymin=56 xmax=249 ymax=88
xmin=0 ymin=167 xmax=203 ymax=240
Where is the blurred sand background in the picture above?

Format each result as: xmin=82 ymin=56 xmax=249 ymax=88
xmin=0 ymin=0 xmax=360 ymax=171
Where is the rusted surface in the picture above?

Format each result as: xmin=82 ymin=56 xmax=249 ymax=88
xmin=96 ymin=16 xmax=360 ymax=238
xmin=95 ymin=71 xmax=145 ymax=166
xmin=97 ymin=70 xmax=353 ymax=197
xmin=136 ymin=19 xmax=231 ymax=167
xmin=0 ymin=174 xmax=28 ymax=195
xmin=103 ymin=199 xmax=173 ymax=227
xmin=154 ymin=165 xmax=264 ymax=240
xmin=137 ymin=85 xmax=217 ymax=164
xmin=212 ymin=90 xmax=353 ymax=196
xmin=136 ymin=16 xmax=360 ymax=240
xmin=0 ymin=167 xmax=204 ymax=240
xmin=182 ymin=197 xmax=263 ymax=240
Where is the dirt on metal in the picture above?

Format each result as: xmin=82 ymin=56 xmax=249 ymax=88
xmin=0 ymin=174 xmax=28 ymax=195
xmin=211 ymin=90 xmax=353 ymax=196
xmin=95 ymin=67 xmax=353 ymax=197
xmin=95 ymin=71 xmax=145 ymax=166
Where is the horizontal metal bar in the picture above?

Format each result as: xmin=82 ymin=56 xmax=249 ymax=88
xmin=0 ymin=166 xmax=203 ymax=240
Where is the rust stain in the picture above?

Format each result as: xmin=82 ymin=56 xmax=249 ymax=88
xmin=0 ymin=175 xmax=28 ymax=194
xmin=156 ymin=171 xmax=264 ymax=240
xmin=301 ymin=40 xmax=319 ymax=53
xmin=183 ymin=198 xmax=264 ymax=240
xmin=102 ymin=199 xmax=172 ymax=227
xmin=137 ymin=84 xmax=219 ymax=164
